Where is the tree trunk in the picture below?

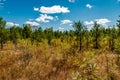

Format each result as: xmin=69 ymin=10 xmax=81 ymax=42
xmin=86 ymin=38 xmax=89 ymax=49
xmin=95 ymin=38 xmax=98 ymax=49
xmin=79 ymin=36 xmax=82 ymax=51
xmin=0 ymin=41 xmax=3 ymax=49
xmin=95 ymin=33 xmax=99 ymax=49
xmin=111 ymin=38 xmax=114 ymax=51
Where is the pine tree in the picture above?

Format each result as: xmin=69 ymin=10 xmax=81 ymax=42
xmin=117 ymin=16 xmax=120 ymax=37
xmin=44 ymin=27 xmax=54 ymax=45
xmin=0 ymin=17 xmax=8 ymax=49
xmin=10 ymin=26 xmax=20 ymax=48
xmin=31 ymin=27 xmax=44 ymax=42
xmin=22 ymin=24 xmax=32 ymax=39
xmin=108 ymin=26 xmax=116 ymax=51
xmin=84 ymin=27 xmax=90 ymax=49
xmin=92 ymin=22 xmax=100 ymax=49
xmin=73 ymin=21 xmax=84 ymax=51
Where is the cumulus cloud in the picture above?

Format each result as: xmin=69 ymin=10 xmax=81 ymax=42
xmin=86 ymin=4 xmax=93 ymax=9
xmin=84 ymin=21 xmax=94 ymax=25
xmin=39 ymin=5 xmax=70 ymax=14
xmin=84 ymin=18 xmax=111 ymax=26
xmin=69 ymin=0 xmax=75 ymax=3
xmin=61 ymin=20 xmax=72 ymax=24
xmin=25 ymin=21 xmax=39 ymax=26
xmin=36 ymin=14 xmax=53 ymax=23
xmin=59 ymin=27 xmax=64 ymax=31
xmin=34 ymin=7 xmax=39 ymax=11
xmin=6 ymin=22 xmax=19 ymax=27
xmin=69 ymin=23 xmax=73 ymax=26
xmin=95 ymin=18 xmax=111 ymax=25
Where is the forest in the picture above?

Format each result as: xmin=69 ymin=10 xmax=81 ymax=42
xmin=0 ymin=16 xmax=120 ymax=80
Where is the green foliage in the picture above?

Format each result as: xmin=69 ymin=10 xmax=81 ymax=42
xmin=44 ymin=27 xmax=54 ymax=44
xmin=0 ymin=16 xmax=120 ymax=51
xmin=117 ymin=16 xmax=120 ymax=36
xmin=10 ymin=26 xmax=21 ymax=45
xmin=22 ymin=24 xmax=32 ymax=39
xmin=31 ymin=27 xmax=44 ymax=42
xmin=1 ymin=16 xmax=120 ymax=80
xmin=73 ymin=21 xmax=85 ymax=51
xmin=0 ymin=17 xmax=9 ymax=49
xmin=92 ymin=22 xmax=101 ymax=49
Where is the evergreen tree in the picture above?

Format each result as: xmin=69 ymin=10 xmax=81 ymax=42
xmin=31 ymin=27 xmax=44 ymax=42
xmin=84 ymin=27 xmax=90 ymax=49
xmin=22 ymin=24 xmax=32 ymax=39
xmin=108 ymin=26 xmax=117 ymax=51
xmin=0 ymin=17 xmax=8 ymax=49
xmin=117 ymin=16 xmax=120 ymax=37
xmin=92 ymin=22 xmax=100 ymax=49
xmin=73 ymin=21 xmax=84 ymax=51
xmin=10 ymin=26 xmax=20 ymax=48
xmin=44 ymin=27 xmax=54 ymax=45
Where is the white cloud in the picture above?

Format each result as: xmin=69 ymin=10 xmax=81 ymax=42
xmin=36 ymin=14 xmax=53 ymax=23
xmin=86 ymin=4 xmax=93 ymax=9
xmin=6 ymin=22 xmax=19 ymax=27
xmin=95 ymin=18 xmax=111 ymax=25
xmin=84 ymin=18 xmax=111 ymax=30
xmin=34 ymin=7 xmax=39 ymax=11
xmin=59 ymin=27 xmax=64 ymax=31
xmin=69 ymin=23 xmax=73 ymax=26
xmin=61 ymin=20 xmax=72 ymax=24
xmin=84 ymin=18 xmax=110 ymax=25
xmin=84 ymin=21 xmax=94 ymax=30
xmin=84 ymin=21 xmax=94 ymax=25
xmin=69 ymin=0 xmax=75 ymax=3
xmin=40 ymin=5 xmax=70 ymax=14
xmin=25 ymin=21 xmax=39 ymax=26
xmin=84 ymin=18 xmax=111 ymax=29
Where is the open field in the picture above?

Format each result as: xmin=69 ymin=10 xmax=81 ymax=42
xmin=0 ymin=40 xmax=120 ymax=80
xmin=1 ymin=1 xmax=120 ymax=79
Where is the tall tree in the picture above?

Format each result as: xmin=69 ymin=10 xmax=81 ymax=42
xmin=31 ymin=27 xmax=44 ymax=42
xmin=117 ymin=16 xmax=120 ymax=37
xmin=22 ymin=24 xmax=32 ymax=39
xmin=44 ymin=27 xmax=54 ymax=45
xmin=0 ymin=17 xmax=8 ymax=49
xmin=10 ymin=26 xmax=20 ymax=48
xmin=92 ymin=22 xmax=100 ymax=49
xmin=108 ymin=26 xmax=116 ymax=51
xmin=84 ymin=27 xmax=90 ymax=49
xmin=73 ymin=21 xmax=84 ymax=51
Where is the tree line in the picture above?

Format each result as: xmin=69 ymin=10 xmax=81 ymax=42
xmin=0 ymin=16 xmax=120 ymax=51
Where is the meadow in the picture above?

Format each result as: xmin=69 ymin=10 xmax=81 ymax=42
xmin=0 ymin=17 xmax=120 ymax=80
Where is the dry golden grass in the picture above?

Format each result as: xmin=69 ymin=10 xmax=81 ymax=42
xmin=0 ymin=40 xmax=120 ymax=80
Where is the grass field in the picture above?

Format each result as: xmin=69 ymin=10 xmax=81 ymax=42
xmin=0 ymin=40 xmax=120 ymax=80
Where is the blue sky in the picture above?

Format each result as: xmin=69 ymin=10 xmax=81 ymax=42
xmin=0 ymin=0 xmax=120 ymax=30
